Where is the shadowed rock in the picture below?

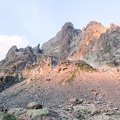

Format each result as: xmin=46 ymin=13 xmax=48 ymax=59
xmin=42 ymin=22 xmax=81 ymax=61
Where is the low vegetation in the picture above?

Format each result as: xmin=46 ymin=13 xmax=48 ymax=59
xmin=75 ymin=62 xmax=96 ymax=72
xmin=65 ymin=69 xmax=78 ymax=83
xmin=66 ymin=73 xmax=76 ymax=83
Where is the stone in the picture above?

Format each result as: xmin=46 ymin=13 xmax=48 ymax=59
xmin=42 ymin=116 xmax=57 ymax=120
xmin=26 ymin=109 xmax=50 ymax=119
xmin=8 ymin=108 xmax=27 ymax=117
xmin=73 ymin=103 xmax=98 ymax=116
xmin=69 ymin=98 xmax=79 ymax=105
xmin=72 ymin=111 xmax=85 ymax=119
xmin=92 ymin=113 xmax=119 ymax=120
xmin=8 ymin=108 xmax=51 ymax=120
xmin=69 ymin=98 xmax=83 ymax=105
xmin=90 ymin=104 xmax=98 ymax=115
xmin=89 ymin=89 xmax=99 ymax=96
xmin=26 ymin=102 xmax=43 ymax=109
xmin=45 ymin=79 xmax=51 ymax=81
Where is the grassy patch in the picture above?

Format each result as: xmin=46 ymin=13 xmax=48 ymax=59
xmin=65 ymin=70 xmax=78 ymax=84
xmin=59 ymin=70 xmax=77 ymax=84
xmin=58 ymin=78 xmax=65 ymax=84
xmin=66 ymin=73 xmax=76 ymax=83
xmin=75 ymin=62 xmax=96 ymax=72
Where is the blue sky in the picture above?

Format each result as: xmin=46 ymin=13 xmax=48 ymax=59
xmin=0 ymin=0 xmax=120 ymax=60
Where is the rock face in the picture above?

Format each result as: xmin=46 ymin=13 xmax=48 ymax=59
xmin=74 ymin=22 xmax=120 ymax=69
xmin=0 ymin=44 xmax=42 ymax=91
xmin=0 ymin=44 xmax=42 ymax=76
xmin=42 ymin=22 xmax=81 ymax=61
xmin=0 ymin=44 xmax=57 ymax=92
xmin=42 ymin=21 xmax=120 ymax=69
xmin=1 ymin=21 xmax=120 ymax=92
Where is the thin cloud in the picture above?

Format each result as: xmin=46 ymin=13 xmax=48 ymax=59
xmin=0 ymin=35 xmax=28 ymax=60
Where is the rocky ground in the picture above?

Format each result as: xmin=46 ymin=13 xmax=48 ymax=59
xmin=1 ymin=98 xmax=120 ymax=120
xmin=1 ymin=64 xmax=120 ymax=119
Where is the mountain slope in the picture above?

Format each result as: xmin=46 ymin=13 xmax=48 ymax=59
xmin=1 ymin=63 xmax=120 ymax=110
xmin=0 ymin=21 xmax=120 ymax=110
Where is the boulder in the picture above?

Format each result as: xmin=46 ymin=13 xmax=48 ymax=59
xmin=26 ymin=109 xmax=50 ymax=119
xmin=73 ymin=103 xmax=98 ymax=115
xmin=42 ymin=116 xmax=57 ymax=120
xmin=8 ymin=108 xmax=53 ymax=120
xmin=69 ymin=98 xmax=84 ymax=105
xmin=26 ymin=102 xmax=43 ymax=109
xmin=8 ymin=108 xmax=27 ymax=117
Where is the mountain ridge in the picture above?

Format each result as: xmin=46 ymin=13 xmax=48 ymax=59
xmin=0 ymin=21 xmax=120 ymax=92
xmin=1 ymin=21 xmax=120 ymax=120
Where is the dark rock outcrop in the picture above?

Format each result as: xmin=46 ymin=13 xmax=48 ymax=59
xmin=0 ymin=44 xmax=45 ymax=91
xmin=0 ymin=74 xmax=24 ymax=92
xmin=0 ymin=44 xmax=42 ymax=77
xmin=0 ymin=43 xmax=59 ymax=92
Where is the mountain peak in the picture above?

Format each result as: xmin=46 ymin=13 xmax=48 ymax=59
xmin=62 ymin=22 xmax=74 ymax=30
xmin=84 ymin=21 xmax=106 ymax=32
xmin=86 ymin=21 xmax=102 ymax=27
xmin=81 ymin=21 xmax=107 ymax=40
xmin=110 ymin=23 xmax=119 ymax=29
xmin=6 ymin=45 xmax=18 ymax=58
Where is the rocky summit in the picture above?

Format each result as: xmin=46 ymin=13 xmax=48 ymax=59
xmin=42 ymin=22 xmax=81 ymax=61
xmin=0 ymin=21 xmax=120 ymax=119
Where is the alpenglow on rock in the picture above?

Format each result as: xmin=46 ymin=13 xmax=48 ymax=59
xmin=1 ymin=21 xmax=120 ymax=92
xmin=72 ymin=22 xmax=120 ymax=69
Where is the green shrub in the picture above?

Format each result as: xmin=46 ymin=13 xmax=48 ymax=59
xmin=75 ymin=63 xmax=96 ymax=72
xmin=66 ymin=73 xmax=76 ymax=83
xmin=0 ymin=112 xmax=17 ymax=120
